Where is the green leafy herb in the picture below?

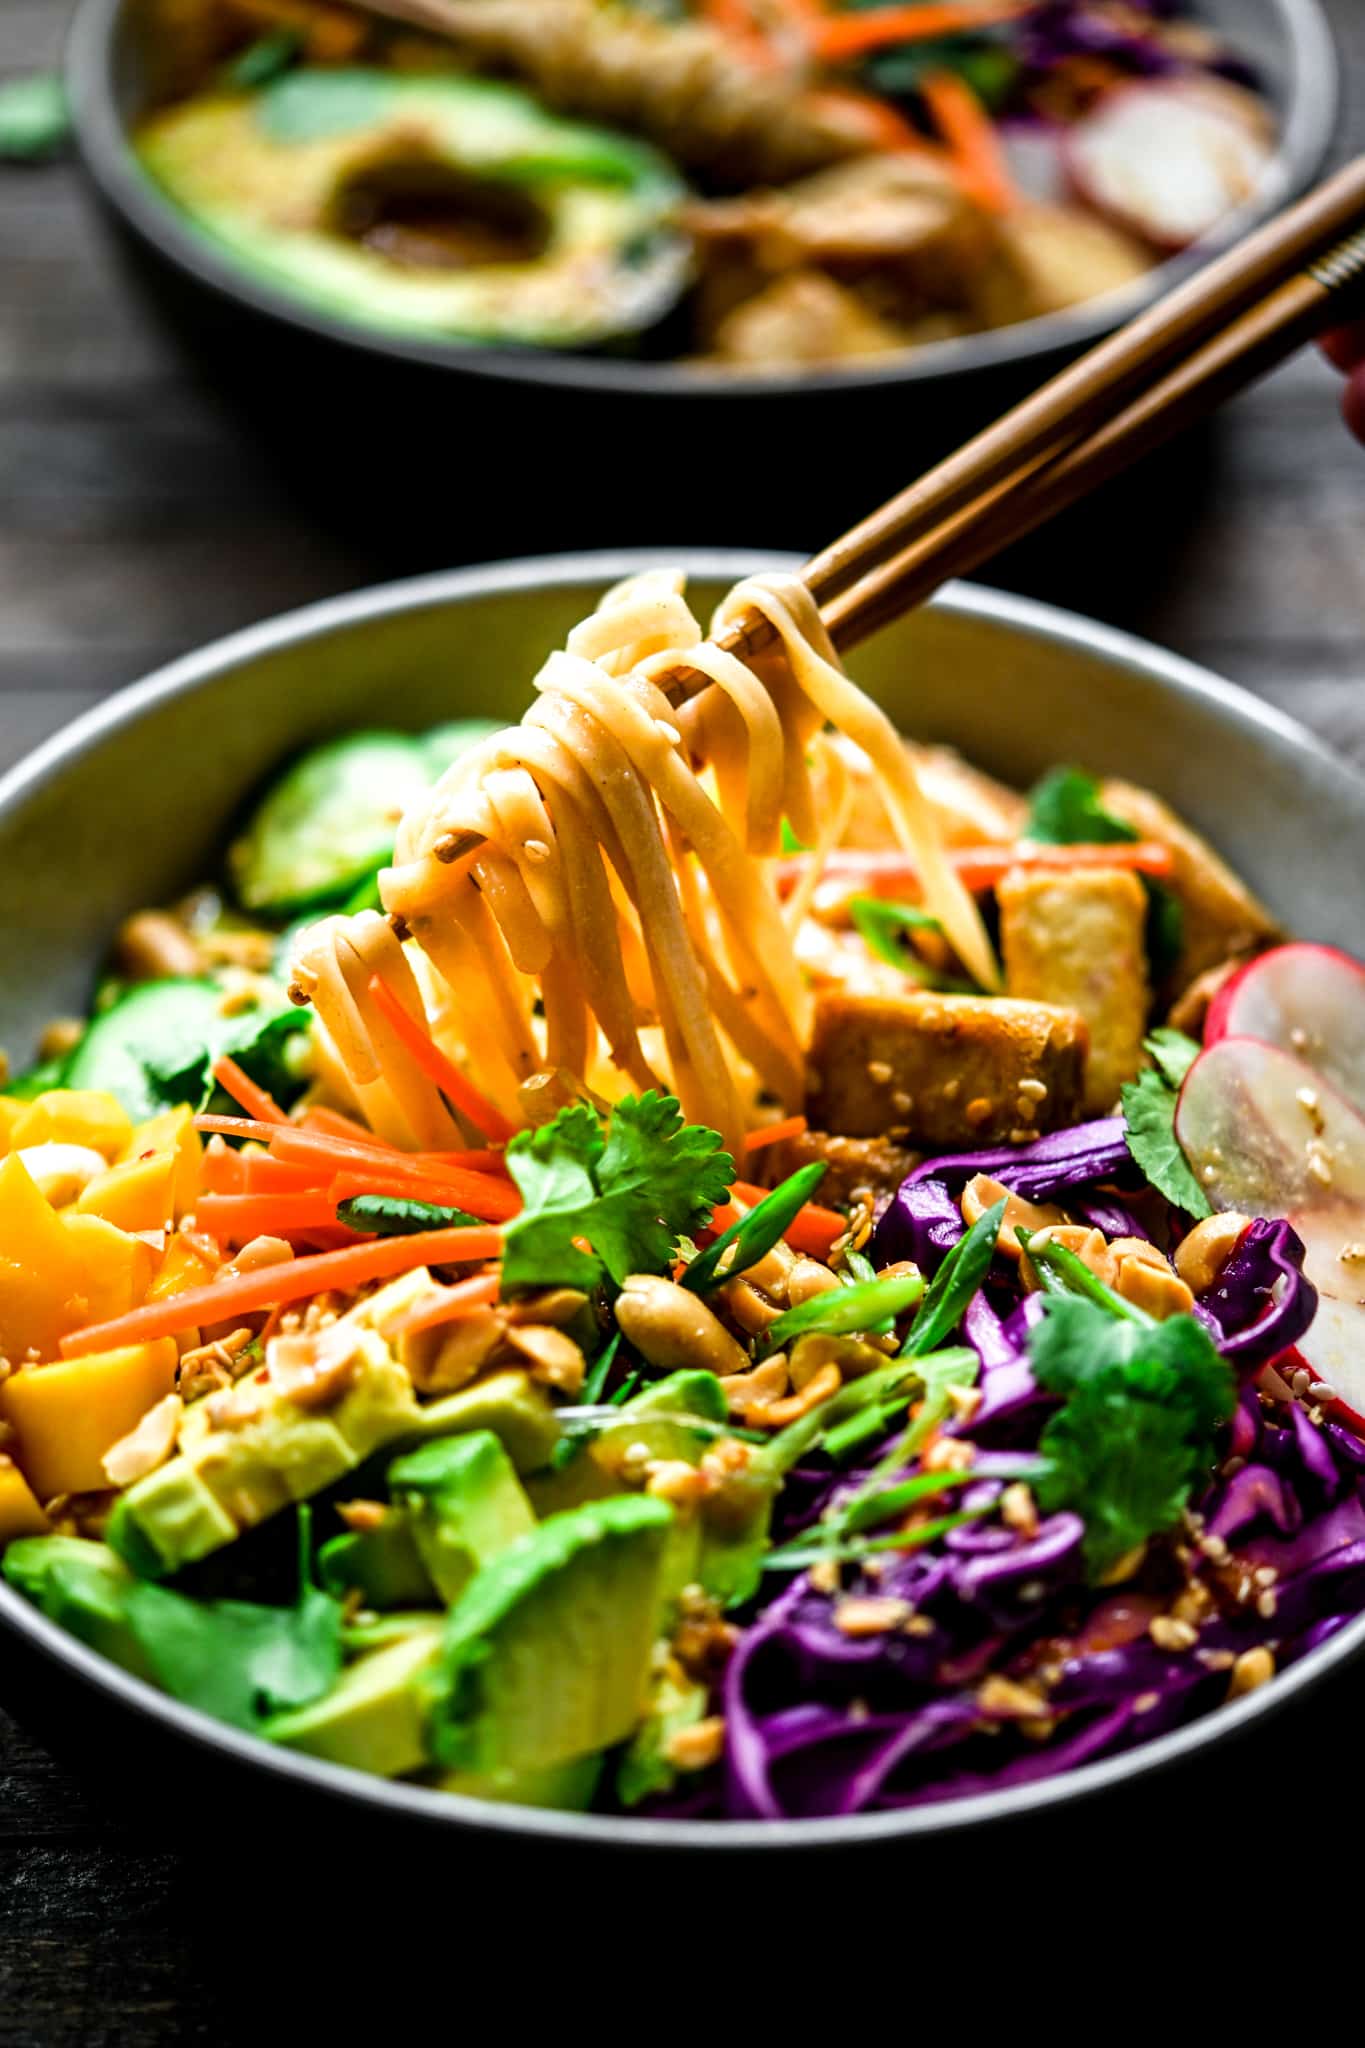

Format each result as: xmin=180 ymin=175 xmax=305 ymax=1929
xmin=4 ymin=1053 xmax=69 ymax=1101
xmin=0 ymin=75 xmax=71 ymax=163
xmin=849 ymin=896 xmax=942 ymax=974
xmin=148 ymin=1000 xmax=312 ymax=1117
xmin=127 ymin=1509 xmax=342 ymax=1732
xmin=580 ymin=1330 xmax=621 ymax=1410
xmin=501 ymin=1092 xmax=734 ymax=1295
xmin=610 ymin=1369 xmax=642 ymax=1406
xmin=1025 ymin=767 xmax=1184 ymax=984
xmin=1028 ymin=1297 xmax=1236 ymax=1580
xmin=336 ymin=1194 xmax=482 ymax=1236
xmin=680 ymin=1162 xmax=828 ymax=1296
xmin=760 ymin=1271 xmax=925 ymax=1356
xmin=780 ymin=818 xmax=808 ymax=854
xmin=900 ymin=1198 xmax=1004 ymax=1358
xmin=223 ymin=30 xmax=303 ymax=89
xmin=1025 ymin=767 xmax=1135 ymax=847
xmin=1016 ymin=1227 xmax=1153 ymax=1325
xmin=1120 ymin=1029 xmax=1211 ymax=1219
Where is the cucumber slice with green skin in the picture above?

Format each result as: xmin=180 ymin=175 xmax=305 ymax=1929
xmin=420 ymin=720 xmax=503 ymax=784
xmin=64 ymin=977 xmax=229 ymax=1121
xmin=136 ymin=70 xmax=691 ymax=350
xmin=229 ymin=731 xmax=430 ymax=916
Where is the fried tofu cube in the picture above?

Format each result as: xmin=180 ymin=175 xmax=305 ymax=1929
xmin=763 ymin=1129 xmax=919 ymax=1207
xmin=1098 ymin=779 xmax=1282 ymax=992
xmin=807 ymin=991 xmax=1088 ymax=1146
xmin=999 ymin=866 xmax=1150 ymax=1116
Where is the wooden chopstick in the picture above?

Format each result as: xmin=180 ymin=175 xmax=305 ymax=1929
xmin=799 ymin=155 xmax=1365 ymax=617
xmin=822 ymin=219 xmax=1365 ymax=650
xmin=424 ymin=163 xmax=1365 ymax=869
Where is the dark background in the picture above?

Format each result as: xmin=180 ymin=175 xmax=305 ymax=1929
xmin=2 ymin=0 xmax=1364 ymax=2035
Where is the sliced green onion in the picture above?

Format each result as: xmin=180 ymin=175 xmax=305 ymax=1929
xmin=681 ymin=1162 xmax=829 ymax=1296
xmin=1016 ymin=1228 xmax=1154 ymax=1326
xmin=761 ymin=1271 xmax=925 ymax=1357
xmin=900 ymin=1197 xmax=1004 ymax=1359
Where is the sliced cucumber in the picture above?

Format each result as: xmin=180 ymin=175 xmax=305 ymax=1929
xmin=64 ymin=978 xmax=230 ymax=1121
xmin=229 ymin=732 xmax=430 ymax=916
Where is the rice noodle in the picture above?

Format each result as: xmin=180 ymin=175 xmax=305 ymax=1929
xmin=292 ymin=570 xmax=998 ymax=1153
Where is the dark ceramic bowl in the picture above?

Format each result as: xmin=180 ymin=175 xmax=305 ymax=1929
xmin=61 ymin=0 xmax=1341 ymax=549
xmin=3 ymin=549 xmax=1365 ymax=1867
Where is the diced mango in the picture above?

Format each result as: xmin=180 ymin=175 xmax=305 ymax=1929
xmin=1 ymin=1339 xmax=179 ymax=1498
xmin=77 ymin=1152 xmax=178 ymax=1234
xmin=148 ymin=1233 xmax=219 ymax=1303
xmin=119 ymin=1106 xmax=202 ymax=1219
xmin=0 ymin=1156 xmax=155 ymax=1363
xmin=0 ymin=1100 xmax=27 ymax=1154
xmin=0 ymin=1455 xmax=50 ymax=1541
xmin=11 ymin=1091 xmax=133 ymax=1163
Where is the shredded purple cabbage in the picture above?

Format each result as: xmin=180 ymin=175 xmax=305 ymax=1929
xmin=682 ymin=1152 xmax=1356 ymax=1822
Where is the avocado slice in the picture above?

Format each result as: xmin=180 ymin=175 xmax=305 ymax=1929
xmin=426 ymin=1494 xmax=673 ymax=1776
xmin=319 ymin=1513 xmax=435 ymax=1611
xmin=135 ymin=69 xmax=690 ymax=350
xmin=387 ymin=1432 xmax=535 ymax=1605
xmin=108 ymin=1355 xmax=556 ymax=1578
xmin=3 ymin=1537 xmax=152 ymax=1682
xmin=434 ymin=1754 xmax=603 ymax=1812
xmin=616 ymin=1661 xmax=709 ymax=1809
xmin=266 ymin=1617 xmax=445 ymax=1777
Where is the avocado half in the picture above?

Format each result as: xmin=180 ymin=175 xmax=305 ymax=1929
xmin=135 ymin=68 xmax=692 ymax=350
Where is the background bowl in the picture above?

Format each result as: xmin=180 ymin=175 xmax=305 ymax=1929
xmin=65 ymin=0 xmax=1341 ymax=547
xmin=5 ymin=547 xmax=1365 ymax=1870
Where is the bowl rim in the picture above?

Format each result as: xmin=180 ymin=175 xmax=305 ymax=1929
xmin=66 ymin=0 xmax=1341 ymax=403
xmin=3 ymin=544 xmax=1365 ymax=1850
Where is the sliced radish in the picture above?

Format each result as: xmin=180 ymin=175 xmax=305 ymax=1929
xmin=1065 ymin=80 xmax=1273 ymax=252
xmin=1178 ymin=1038 xmax=1365 ymax=1427
xmin=1203 ymin=943 xmax=1365 ymax=1118
xmin=1176 ymin=1037 xmax=1365 ymax=1216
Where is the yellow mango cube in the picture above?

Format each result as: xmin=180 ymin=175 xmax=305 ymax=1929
xmin=0 ymin=1100 xmax=26 ymax=1155
xmin=0 ymin=1156 xmax=155 ymax=1363
xmin=119 ymin=1106 xmax=202 ymax=1219
xmin=1 ymin=1339 xmax=178 ymax=1498
xmin=11 ymin=1091 xmax=133 ymax=1163
xmin=0 ymin=1455 xmax=49 ymax=1541
xmin=148 ymin=1233 xmax=219 ymax=1303
xmin=77 ymin=1152 xmax=177 ymax=1234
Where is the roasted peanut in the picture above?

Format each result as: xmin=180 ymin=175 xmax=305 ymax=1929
xmin=787 ymin=1331 xmax=883 ymax=1389
xmin=786 ymin=1258 xmax=842 ymax=1308
xmin=961 ymin=1172 xmax=1066 ymax=1254
xmin=615 ymin=1274 xmax=749 ymax=1377
xmin=504 ymin=1322 xmax=585 ymax=1394
xmin=1113 ymin=1249 xmax=1194 ymax=1320
xmin=399 ymin=1309 xmax=506 ymax=1394
xmin=1174 ymin=1211 xmax=1251 ymax=1294
xmin=115 ymin=910 xmax=203 ymax=982
xmin=719 ymin=1277 xmax=783 ymax=1337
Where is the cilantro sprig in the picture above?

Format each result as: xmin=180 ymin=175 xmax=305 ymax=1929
xmin=500 ymin=1092 xmax=734 ymax=1295
xmin=1027 ymin=1296 xmax=1235 ymax=1580
xmin=1025 ymin=766 xmax=1184 ymax=985
xmin=1120 ymin=1028 xmax=1212 ymax=1219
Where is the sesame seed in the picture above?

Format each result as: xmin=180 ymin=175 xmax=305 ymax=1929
xmin=1226 ymin=1646 xmax=1275 ymax=1700
xmin=1149 ymin=1615 xmax=1198 ymax=1652
xmin=1296 ymin=1086 xmax=1320 ymax=1114
xmin=1018 ymin=1078 xmax=1048 ymax=1101
xmin=522 ymin=838 xmax=551 ymax=864
xmin=866 ymin=1060 xmax=894 ymax=1085
xmin=834 ymin=1596 xmax=911 ymax=1638
xmin=1256 ymin=1589 xmax=1278 ymax=1620
xmin=891 ymin=1090 xmax=912 ymax=1114
xmin=1202 ymin=1165 xmax=1218 ymax=1184
xmin=1290 ymin=1027 xmax=1309 ymax=1051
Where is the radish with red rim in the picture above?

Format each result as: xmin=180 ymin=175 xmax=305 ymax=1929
xmin=1065 ymin=79 xmax=1274 ymax=253
xmin=1204 ymin=942 xmax=1365 ymax=1117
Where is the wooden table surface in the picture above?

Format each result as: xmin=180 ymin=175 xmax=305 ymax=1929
xmin=3 ymin=1 xmax=1364 ymax=2033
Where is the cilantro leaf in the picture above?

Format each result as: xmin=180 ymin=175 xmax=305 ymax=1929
xmin=1121 ymin=1032 xmax=1212 ymax=1220
xmin=1025 ymin=768 xmax=1136 ymax=847
xmin=147 ymin=1000 xmax=312 ymax=1116
xmin=336 ymin=1194 xmax=481 ymax=1236
xmin=1029 ymin=1298 xmax=1235 ymax=1579
xmin=1146 ymin=1026 xmax=1202 ymax=1090
xmin=125 ymin=1509 xmax=342 ymax=1732
xmin=501 ymin=1093 xmax=733 ymax=1295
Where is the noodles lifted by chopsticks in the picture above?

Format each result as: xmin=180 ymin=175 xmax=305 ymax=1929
xmin=290 ymin=569 xmax=998 ymax=1153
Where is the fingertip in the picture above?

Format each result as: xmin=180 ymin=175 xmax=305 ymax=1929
xmin=1342 ymin=366 xmax=1365 ymax=445
xmin=1322 ymin=320 xmax=1365 ymax=374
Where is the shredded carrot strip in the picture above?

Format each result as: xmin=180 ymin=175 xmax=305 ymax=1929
xmin=58 ymin=1224 xmax=505 ymax=1358
xmin=919 ymin=69 xmax=1018 ymax=212
xmin=420 ymin=1149 xmax=511 ymax=1177
xmin=211 ymin=1055 xmax=289 ymax=1125
xmin=327 ymin=1165 xmax=521 ymax=1224
xmin=197 ymin=1192 xmax=349 ymax=1243
xmin=777 ymin=840 xmax=1175 ymax=899
xmin=810 ymin=1 xmax=1024 ymax=59
xmin=700 ymin=0 xmax=783 ymax=67
xmin=367 ymin=975 xmax=516 ymax=1144
xmin=390 ymin=1272 xmax=502 ymax=1338
xmin=302 ymin=1107 xmax=399 ymax=1150
xmin=196 ymin=1115 xmax=289 ymax=1142
xmin=199 ymin=1141 xmax=249 ymax=1195
xmin=744 ymin=1115 xmax=809 ymax=1153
